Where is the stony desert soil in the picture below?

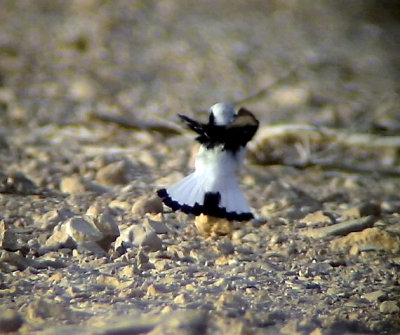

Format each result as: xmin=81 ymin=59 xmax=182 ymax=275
xmin=0 ymin=1 xmax=400 ymax=334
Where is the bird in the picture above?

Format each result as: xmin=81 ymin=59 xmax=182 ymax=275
xmin=157 ymin=102 xmax=259 ymax=221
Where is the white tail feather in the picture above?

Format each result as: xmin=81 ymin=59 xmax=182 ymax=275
xmin=166 ymin=170 xmax=251 ymax=215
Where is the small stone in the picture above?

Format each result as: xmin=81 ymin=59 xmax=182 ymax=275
xmin=0 ymin=220 xmax=17 ymax=250
xmin=115 ymin=224 xmax=162 ymax=252
xmin=215 ymin=255 xmax=230 ymax=266
xmin=109 ymin=200 xmax=131 ymax=212
xmin=359 ymin=202 xmax=381 ymax=217
xmin=132 ymin=194 xmax=163 ymax=216
xmin=174 ymin=293 xmax=190 ymax=304
xmin=216 ymin=293 xmax=248 ymax=317
xmin=119 ymin=265 xmax=137 ymax=278
xmin=143 ymin=217 xmax=169 ymax=234
xmin=69 ymin=77 xmax=95 ymax=101
xmin=310 ymin=262 xmax=333 ymax=275
xmin=270 ymin=234 xmax=287 ymax=244
xmin=149 ymin=309 xmax=207 ymax=335
xmin=330 ymin=227 xmax=400 ymax=253
xmin=0 ymin=309 xmax=24 ymax=333
xmin=60 ymin=175 xmax=86 ymax=194
xmin=76 ymin=241 xmax=107 ymax=257
xmin=97 ymin=275 xmax=128 ymax=289
xmin=341 ymin=207 xmax=361 ymax=219
xmin=300 ymin=210 xmax=333 ymax=226
xmin=38 ymin=208 xmax=75 ymax=230
xmin=26 ymin=299 xmax=72 ymax=321
xmin=217 ymin=239 xmax=234 ymax=255
xmin=92 ymin=212 xmax=120 ymax=249
xmin=310 ymin=328 xmax=323 ymax=335
xmin=194 ymin=214 xmax=232 ymax=236
xmin=379 ymin=301 xmax=399 ymax=313
xmin=362 ymin=290 xmax=386 ymax=302
xmin=0 ymin=250 xmax=32 ymax=271
xmin=242 ymin=232 xmax=260 ymax=243
xmin=66 ymin=217 xmax=103 ymax=243
xmin=49 ymin=272 xmax=63 ymax=282
xmin=0 ymin=172 xmax=38 ymax=195
xmin=146 ymin=284 xmax=170 ymax=296
xmin=86 ymin=204 xmax=102 ymax=217
xmin=326 ymin=287 xmax=342 ymax=296
xmin=138 ymin=150 xmax=158 ymax=168
xmin=270 ymin=86 xmax=309 ymax=108
xmin=302 ymin=216 xmax=376 ymax=238
xmin=45 ymin=223 xmax=76 ymax=250
xmin=136 ymin=249 xmax=150 ymax=265
xmin=96 ymin=160 xmax=131 ymax=186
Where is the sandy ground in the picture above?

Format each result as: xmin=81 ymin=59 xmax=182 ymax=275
xmin=0 ymin=1 xmax=400 ymax=334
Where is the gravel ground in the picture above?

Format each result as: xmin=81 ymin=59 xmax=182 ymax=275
xmin=0 ymin=1 xmax=400 ymax=334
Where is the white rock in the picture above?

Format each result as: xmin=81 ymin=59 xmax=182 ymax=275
xmin=380 ymin=301 xmax=399 ymax=313
xmin=96 ymin=160 xmax=130 ymax=186
xmin=115 ymin=224 xmax=162 ymax=252
xmin=60 ymin=176 xmax=85 ymax=194
xmin=132 ymin=194 xmax=163 ymax=216
xmin=98 ymin=213 xmax=119 ymax=236
xmin=65 ymin=217 xmax=103 ymax=243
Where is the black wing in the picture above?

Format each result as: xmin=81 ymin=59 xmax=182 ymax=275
xmin=178 ymin=108 xmax=259 ymax=153
xmin=223 ymin=108 xmax=259 ymax=152
xmin=178 ymin=114 xmax=222 ymax=147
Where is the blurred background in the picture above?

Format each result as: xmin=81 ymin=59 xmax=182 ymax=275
xmin=0 ymin=0 xmax=399 ymax=132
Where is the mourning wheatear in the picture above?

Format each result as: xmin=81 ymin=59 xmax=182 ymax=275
xmin=157 ymin=102 xmax=259 ymax=221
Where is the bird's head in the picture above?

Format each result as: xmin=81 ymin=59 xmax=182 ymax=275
xmin=208 ymin=103 xmax=236 ymax=126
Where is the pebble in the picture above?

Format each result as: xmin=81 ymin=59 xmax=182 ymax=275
xmin=0 ymin=309 xmax=24 ymax=333
xmin=45 ymin=223 xmax=76 ymax=250
xmin=68 ymin=77 xmax=95 ymax=101
xmin=76 ymin=241 xmax=108 ymax=257
xmin=302 ymin=216 xmax=376 ymax=238
xmin=270 ymin=233 xmax=288 ymax=244
xmin=269 ymin=85 xmax=309 ymax=108
xmin=216 ymin=239 xmax=234 ymax=255
xmin=94 ymin=211 xmax=120 ymax=238
xmin=108 ymin=200 xmax=131 ymax=212
xmin=330 ymin=227 xmax=400 ymax=253
xmin=0 ymin=172 xmax=38 ymax=195
xmin=242 ymin=232 xmax=260 ymax=243
xmin=38 ymin=208 xmax=75 ymax=230
xmin=132 ymin=194 xmax=163 ymax=216
xmin=115 ymin=224 xmax=162 ymax=252
xmin=174 ymin=293 xmax=190 ymax=304
xmin=300 ymin=210 xmax=333 ymax=226
xmin=26 ymin=299 xmax=73 ymax=321
xmin=149 ymin=309 xmax=207 ymax=335
xmin=0 ymin=250 xmax=32 ymax=271
xmin=194 ymin=214 xmax=232 ymax=236
xmin=65 ymin=217 xmax=103 ymax=243
xmin=216 ymin=293 xmax=249 ymax=312
xmin=0 ymin=220 xmax=17 ymax=250
xmin=362 ymin=290 xmax=386 ymax=302
xmin=379 ymin=301 xmax=399 ymax=313
xmin=119 ymin=265 xmax=137 ymax=278
xmin=358 ymin=201 xmax=381 ymax=217
xmin=147 ymin=284 xmax=169 ymax=296
xmin=95 ymin=160 xmax=130 ymax=186
xmin=60 ymin=175 xmax=86 ymax=194
xmin=143 ymin=217 xmax=169 ymax=234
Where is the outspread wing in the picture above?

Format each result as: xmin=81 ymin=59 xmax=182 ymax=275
xmin=178 ymin=114 xmax=221 ymax=146
xmin=223 ymin=108 xmax=259 ymax=152
xmin=178 ymin=108 xmax=259 ymax=153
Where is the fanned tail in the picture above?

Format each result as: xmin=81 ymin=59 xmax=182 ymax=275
xmin=157 ymin=172 xmax=253 ymax=221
